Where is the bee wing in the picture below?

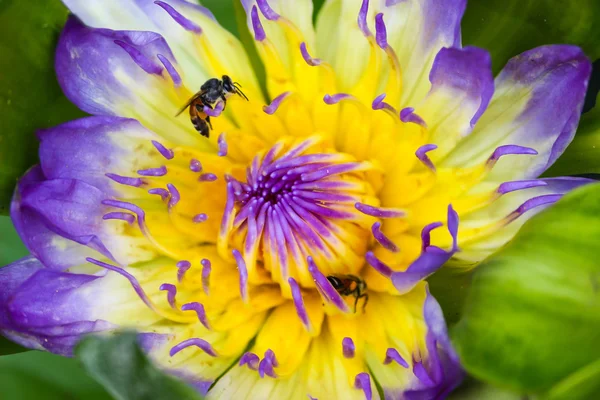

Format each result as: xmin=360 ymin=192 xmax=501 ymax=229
xmin=175 ymin=90 xmax=206 ymax=116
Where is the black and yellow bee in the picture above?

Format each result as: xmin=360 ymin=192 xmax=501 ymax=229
xmin=176 ymin=75 xmax=248 ymax=138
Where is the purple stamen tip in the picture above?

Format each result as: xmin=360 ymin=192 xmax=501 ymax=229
xmin=181 ymin=302 xmax=211 ymax=330
xmin=357 ymin=0 xmax=371 ymax=37
xmin=239 ymin=352 xmax=260 ymax=370
xmin=105 ymin=173 xmax=144 ymax=187
xmin=447 ymin=204 xmax=459 ymax=252
xmin=489 ymin=145 xmax=538 ymax=162
xmin=355 ymin=202 xmax=405 ymax=218
xmin=421 ymin=222 xmax=443 ymax=252
xmin=152 ymin=140 xmax=174 ymax=160
xmin=257 ymin=0 xmax=279 ymax=20
xmin=204 ymin=101 xmax=224 ymax=117
xmin=157 ymin=54 xmax=182 ymax=87
xmin=415 ymin=144 xmax=438 ymax=172
xmin=190 ymin=158 xmax=202 ymax=172
xmin=218 ymin=133 xmax=228 ymax=157
xmin=199 ymin=173 xmax=218 ymax=182
xmin=413 ymin=361 xmax=434 ymax=386
xmin=86 ymin=258 xmax=153 ymax=309
xmin=288 ymin=277 xmax=311 ymax=331
xmin=138 ymin=166 xmax=167 ymax=176
xmin=258 ymin=349 xmax=278 ymax=378
xmin=372 ymin=93 xmax=387 ymax=110
xmin=263 ymin=92 xmax=291 ymax=115
xmin=169 ymin=338 xmax=217 ymax=357
xmin=371 ymin=222 xmax=399 ymax=252
xmin=498 ymin=179 xmax=548 ymax=194
xmin=167 ymin=183 xmax=180 ymax=208
xmin=251 ymin=6 xmax=266 ymax=41
xmin=201 ymin=259 xmax=211 ymax=295
xmin=365 ymin=251 xmax=393 ymax=278
xmin=509 ymin=194 xmax=562 ymax=222
xmin=148 ymin=188 xmax=170 ymax=201
xmin=113 ymin=39 xmax=162 ymax=75
xmin=103 ymin=212 xmax=135 ymax=224
xmin=323 ymin=93 xmax=352 ymax=105
xmin=233 ymin=249 xmax=249 ymax=302
xmin=176 ymin=260 xmax=191 ymax=282
xmin=308 ymin=256 xmax=350 ymax=312
xmin=300 ymin=42 xmax=321 ymax=66
xmin=154 ymin=1 xmax=202 ymax=33
xmin=400 ymin=107 xmax=427 ymax=127
xmin=375 ymin=13 xmax=388 ymax=49
xmin=354 ymin=372 xmax=373 ymax=400
xmin=384 ymin=348 xmax=409 ymax=368
xmin=342 ymin=337 xmax=355 ymax=359
xmin=159 ymin=283 xmax=177 ymax=309
xmin=193 ymin=213 xmax=208 ymax=223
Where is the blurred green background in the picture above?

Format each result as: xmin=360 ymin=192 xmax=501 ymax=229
xmin=1 ymin=0 xmax=599 ymax=399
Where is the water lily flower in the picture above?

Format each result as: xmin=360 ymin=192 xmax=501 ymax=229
xmin=0 ymin=0 xmax=592 ymax=398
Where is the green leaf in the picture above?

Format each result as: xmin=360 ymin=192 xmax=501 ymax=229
xmin=452 ymin=183 xmax=600 ymax=396
xmin=0 ymin=351 xmax=111 ymax=400
xmin=545 ymin=358 xmax=600 ymax=400
xmin=0 ymin=216 xmax=28 ymax=267
xmin=461 ymin=0 xmax=600 ymax=74
xmin=0 ymin=0 xmax=86 ymax=215
xmin=427 ymin=266 xmax=474 ymax=327
xmin=200 ymin=0 xmax=239 ymax=37
xmin=76 ymin=332 xmax=203 ymax=400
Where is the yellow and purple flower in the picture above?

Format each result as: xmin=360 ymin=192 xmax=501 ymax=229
xmin=0 ymin=0 xmax=592 ymax=398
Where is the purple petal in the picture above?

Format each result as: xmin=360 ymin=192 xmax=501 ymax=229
xmin=404 ymin=287 xmax=463 ymax=398
xmin=418 ymin=47 xmax=494 ymax=160
xmin=446 ymin=45 xmax=592 ymax=180
xmin=10 ymin=168 xmax=100 ymax=270
xmin=37 ymin=116 xmax=158 ymax=196
xmin=428 ymin=47 xmax=494 ymax=127
xmin=16 ymin=178 xmax=115 ymax=263
xmin=56 ymin=16 xmax=178 ymax=116
xmin=0 ymin=261 xmax=137 ymax=356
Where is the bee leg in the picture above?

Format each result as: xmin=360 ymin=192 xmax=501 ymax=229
xmin=360 ymin=293 xmax=369 ymax=313
xmin=206 ymin=115 xmax=213 ymax=130
xmin=353 ymin=294 xmax=359 ymax=314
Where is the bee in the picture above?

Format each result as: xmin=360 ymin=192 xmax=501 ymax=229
xmin=327 ymin=274 xmax=368 ymax=313
xmin=176 ymin=75 xmax=248 ymax=138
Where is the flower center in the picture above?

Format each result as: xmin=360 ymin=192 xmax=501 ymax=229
xmin=218 ymin=136 xmax=385 ymax=295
